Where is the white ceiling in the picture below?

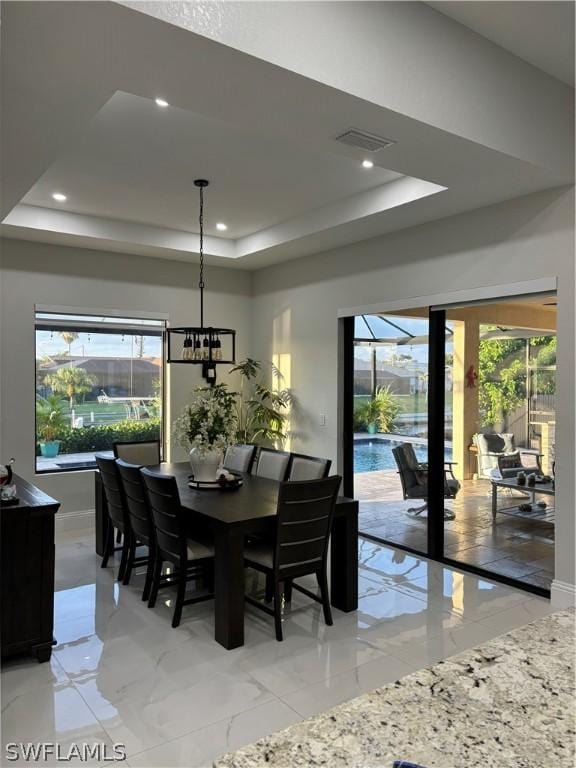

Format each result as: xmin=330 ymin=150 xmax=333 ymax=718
xmin=428 ymin=1 xmax=575 ymax=86
xmin=1 ymin=1 xmax=573 ymax=270
xmin=23 ymin=92 xmax=402 ymax=239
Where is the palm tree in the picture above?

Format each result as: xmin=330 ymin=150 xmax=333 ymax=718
xmin=59 ymin=331 xmax=79 ymax=355
xmin=43 ymin=366 xmax=96 ymax=410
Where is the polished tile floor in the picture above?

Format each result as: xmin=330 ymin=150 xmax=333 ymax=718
xmin=1 ymin=529 xmax=553 ymax=767
xmin=357 ymin=469 xmax=554 ymax=590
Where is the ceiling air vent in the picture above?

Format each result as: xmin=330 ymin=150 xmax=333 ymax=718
xmin=335 ymin=128 xmax=395 ymax=152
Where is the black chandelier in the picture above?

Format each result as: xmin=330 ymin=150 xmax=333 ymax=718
xmin=166 ymin=179 xmax=236 ymax=385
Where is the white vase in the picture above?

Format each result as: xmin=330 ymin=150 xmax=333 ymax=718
xmin=189 ymin=447 xmax=223 ymax=483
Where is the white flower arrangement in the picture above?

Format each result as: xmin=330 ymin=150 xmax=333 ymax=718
xmin=172 ymin=385 xmax=237 ymax=458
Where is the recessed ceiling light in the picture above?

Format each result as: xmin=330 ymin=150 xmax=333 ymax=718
xmin=52 ymin=192 xmax=67 ymax=202
xmin=155 ymin=98 xmax=169 ymax=108
xmin=361 ymin=159 xmax=374 ymax=169
xmin=216 ymin=222 xmax=228 ymax=231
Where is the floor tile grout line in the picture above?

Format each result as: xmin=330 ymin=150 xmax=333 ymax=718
xmin=277 ymin=652 xmax=421 ymax=718
xmin=125 ymin=692 xmax=299 ymax=763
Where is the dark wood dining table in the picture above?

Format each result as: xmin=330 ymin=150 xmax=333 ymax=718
xmin=95 ymin=462 xmax=358 ymax=649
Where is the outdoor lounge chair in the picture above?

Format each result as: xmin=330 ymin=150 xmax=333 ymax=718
xmin=472 ymin=433 xmax=541 ymax=480
xmin=392 ymin=442 xmax=460 ymax=521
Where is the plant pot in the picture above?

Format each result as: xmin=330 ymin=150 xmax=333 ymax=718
xmin=40 ymin=441 xmax=61 ymax=458
xmin=189 ymin=447 xmax=224 ymax=482
xmin=367 ymin=423 xmax=378 ymax=435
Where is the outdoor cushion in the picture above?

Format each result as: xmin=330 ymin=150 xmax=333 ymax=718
xmin=501 ymin=433 xmax=516 ymax=453
xmin=476 ymin=432 xmax=516 ymax=455
xmin=477 ymin=433 xmax=505 ymax=454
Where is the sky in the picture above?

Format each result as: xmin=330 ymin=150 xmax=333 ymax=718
xmin=36 ymin=330 xmax=162 ymax=359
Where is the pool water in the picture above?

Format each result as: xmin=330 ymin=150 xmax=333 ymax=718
xmin=354 ymin=439 xmax=450 ymax=473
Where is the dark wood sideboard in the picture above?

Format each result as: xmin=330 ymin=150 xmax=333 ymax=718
xmin=1 ymin=475 xmax=60 ymax=663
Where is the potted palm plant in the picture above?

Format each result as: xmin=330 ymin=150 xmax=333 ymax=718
xmin=172 ymin=384 xmax=237 ymax=481
xmin=229 ymin=358 xmax=292 ymax=446
xmin=36 ymin=395 xmax=67 ymax=458
xmin=354 ymin=387 xmax=400 ymax=434
xmin=373 ymin=386 xmax=401 ymax=433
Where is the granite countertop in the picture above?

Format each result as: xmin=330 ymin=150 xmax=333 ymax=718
xmin=214 ymin=609 xmax=575 ymax=768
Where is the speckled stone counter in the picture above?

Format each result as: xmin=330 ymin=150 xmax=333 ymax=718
xmin=214 ymin=609 xmax=575 ymax=768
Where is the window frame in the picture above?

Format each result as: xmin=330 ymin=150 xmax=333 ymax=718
xmin=34 ymin=308 xmax=167 ymax=475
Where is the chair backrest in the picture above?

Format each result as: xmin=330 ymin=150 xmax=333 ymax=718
xmin=116 ymin=459 xmax=153 ymax=545
xmin=288 ymin=453 xmax=331 ymax=481
xmin=254 ymin=448 xmax=291 ymax=481
xmin=274 ymin=475 xmax=341 ymax=577
xmin=140 ymin=469 xmax=186 ymax=564
xmin=473 ymin=433 xmax=516 ymax=478
xmin=95 ymin=453 xmax=128 ymax=531
xmin=113 ymin=440 xmax=161 ymax=466
xmin=392 ymin=443 xmax=425 ymax=498
xmin=223 ymin=444 xmax=256 ymax=474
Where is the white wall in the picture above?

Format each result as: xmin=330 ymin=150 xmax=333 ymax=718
xmin=0 ymin=239 xmax=252 ymax=519
xmin=1 ymin=187 xmax=574 ymax=596
xmin=251 ymin=186 xmax=575 ymax=592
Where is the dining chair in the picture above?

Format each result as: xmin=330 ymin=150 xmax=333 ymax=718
xmin=254 ymin=448 xmax=291 ymax=481
xmin=140 ymin=468 xmax=214 ymax=628
xmin=116 ymin=459 xmax=156 ymax=600
xmin=288 ymin=452 xmax=332 ymax=481
xmin=95 ymin=453 xmax=132 ymax=581
xmin=244 ymin=475 xmax=341 ymax=641
xmin=113 ymin=439 xmax=161 ymax=466
xmin=223 ymin=444 xmax=256 ymax=474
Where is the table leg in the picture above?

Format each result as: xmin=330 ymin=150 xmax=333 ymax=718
xmin=491 ymin=482 xmax=498 ymax=522
xmin=214 ymin=526 xmax=245 ymax=649
xmin=94 ymin=473 xmax=108 ymax=557
xmin=330 ymin=503 xmax=358 ymax=612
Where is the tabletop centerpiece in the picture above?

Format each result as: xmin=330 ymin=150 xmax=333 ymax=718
xmin=173 ymin=384 xmax=237 ymax=483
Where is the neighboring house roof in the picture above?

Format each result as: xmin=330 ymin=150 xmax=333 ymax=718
xmin=39 ymin=356 xmax=161 ymax=375
xmin=354 ymin=359 xmax=425 ymax=378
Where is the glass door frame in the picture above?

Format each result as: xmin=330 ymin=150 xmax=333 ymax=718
xmin=341 ymin=310 xmax=551 ymax=599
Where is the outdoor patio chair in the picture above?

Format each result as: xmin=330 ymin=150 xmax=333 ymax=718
xmin=392 ymin=443 xmax=459 ymax=521
xmin=473 ymin=433 xmax=541 ymax=480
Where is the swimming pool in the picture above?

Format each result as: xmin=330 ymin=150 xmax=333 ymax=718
xmin=354 ymin=438 xmax=451 ymax=473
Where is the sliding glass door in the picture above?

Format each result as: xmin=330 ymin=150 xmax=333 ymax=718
xmin=344 ymin=291 xmax=556 ymax=597
xmin=351 ymin=311 xmax=431 ymax=555
xmin=439 ymin=294 xmax=556 ymax=594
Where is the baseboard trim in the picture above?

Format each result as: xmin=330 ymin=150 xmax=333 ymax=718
xmin=551 ymin=579 xmax=576 ymax=609
xmin=55 ymin=508 xmax=94 ymax=533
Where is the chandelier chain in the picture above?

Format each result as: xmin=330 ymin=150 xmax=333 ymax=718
xmin=199 ymin=184 xmax=205 ymax=326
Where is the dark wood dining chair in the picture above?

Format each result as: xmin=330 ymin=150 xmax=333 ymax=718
xmin=140 ymin=468 xmax=215 ymax=628
xmin=116 ymin=459 xmax=156 ymax=600
xmin=288 ymin=453 xmax=331 ymax=481
xmin=113 ymin=439 xmax=161 ymax=466
xmin=95 ymin=453 xmax=132 ymax=581
xmin=223 ymin=444 xmax=256 ymax=474
xmin=254 ymin=448 xmax=291 ymax=481
xmin=244 ymin=475 xmax=341 ymax=641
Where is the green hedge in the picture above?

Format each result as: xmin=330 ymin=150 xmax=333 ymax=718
xmin=36 ymin=419 xmax=161 ymax=455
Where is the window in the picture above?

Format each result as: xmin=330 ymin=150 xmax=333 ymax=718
xmin=35 ymin=310 xmax=165 ymax=473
